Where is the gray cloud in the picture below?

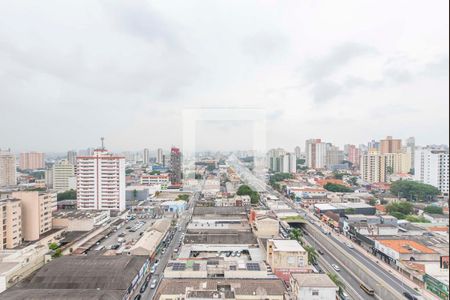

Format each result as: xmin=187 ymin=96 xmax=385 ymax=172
xmin=241 ymin=32 xmax=289 ymax=62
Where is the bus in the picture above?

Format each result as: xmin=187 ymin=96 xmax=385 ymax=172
xmin=360 ymin=283 xmax=375 ymax=296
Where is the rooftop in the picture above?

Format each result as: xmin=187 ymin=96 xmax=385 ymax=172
xmin=291 ymin=273 xmax=337 ymax=288
xmin=271 ymin=239 xmax=305 ymax=252
xmin=377 ymin=240 xmax=437 ymax=254
xmin=53 ymin=210 xmax=109 ymax=219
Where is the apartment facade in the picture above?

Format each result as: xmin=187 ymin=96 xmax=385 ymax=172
xmin=76 ymin=149 xmax=126 ymax=211
xmin=140 ymin=174 xmax=170 ymax=189
xmin=0 ymin=198 xmax=22 ymax=249
xmin=52 ymin=160 xmax=76 ymax=192
xmin=344 ymin=144 xmax=360 ymax=166
xmin=325 ymin=145 xmax=344 ymax=168
xmin=0 ymin=150 xmax=16 ymax=187
xmin=19 ymin=152 xmax=45 ymax=170
xmin=360 ymin=151 xmax=411 ymax=183
xmin=414 ymin=148 xmax=449 ymax=196
xmin=380 ymin=136 xmax=402 ymax=154
xmin=266 ymin=239 xmax=308 ymax=277
xmin=11 ymin=191 xmax=55 ymax=241
xmin=305 ymin=139 xmax=327 ymax=169
xmin=290 ymin=273 xmax=337 ymax=300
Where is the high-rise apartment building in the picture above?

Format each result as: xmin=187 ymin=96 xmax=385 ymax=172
xmin=305 ymin=139 xmax=327 ymax=169
xmin=406 ymin=137 xmax=415 ymax=171
xmin=157 ymin=148 xmax=164 ymax=164
xmin=360 ymin=151 xmax=411 ymax=183
xmin=325 ymin=145 xmax=344 ymax=168
xmin=11 ymin=191 xmax=55 ymax=241
xmin=76 ymin=149 xmax=126 ymax=211
xmin=0 ymin=149 xmax=16 ymax=187
xmin=294 ymin=146 xmax=302 ymax=159
xmin=52 ymin=160 xmax=76 ymax=192
xmin=0 ymin=198 xmax=22 ymax=249
xmin=67 ymin=150 xmax=77 ymax=165
xmin=267 ymin=149 xmax=296 ymax=173
xmin=19 ymin=152 xmax=45 ymax=170
xmin=143 ymin=148 xmax=150 ymax=165
xmin=414 ymin=147 xmax=449 ymax=196
xmin=170 ymin=147 xmax=182 ymax=185
xmin=344 ymin=144 xmax=361 ymax=167
xmin=368 ymin=140 xmax=380 ymax=152
xmin=380 ymin=136 xmax=402 ymax=154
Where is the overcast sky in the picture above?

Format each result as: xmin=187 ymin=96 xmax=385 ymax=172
xmin=0 ymin=0 xmax=448 ymax=153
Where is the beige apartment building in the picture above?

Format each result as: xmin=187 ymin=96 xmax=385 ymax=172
xmin=52 ymin=160 xmax=76 ymax=192
xmin=19 ymin=152 xmax=45 ymax=170
xmin=12 ymin=191 xmax=55 ymax=241
xmin=380 ymin=136 xmax=402 ymax=154
xmin=360 ymin=151 xmax=411 ymax=183
xmin=0 ymin=150 xmax=16 ymax=187
xmin=0 ymin=198 xmax=22 ymax=249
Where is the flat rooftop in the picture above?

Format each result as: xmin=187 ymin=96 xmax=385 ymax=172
xmin=271 ymin=239 xmax=305 ymax=252
xmin=53 ymin=209 xmax=109 ymax=219
xmin=291 ymin=273 xmax=337 ymax=288
xmin=377 ymin=240 xmax=437 ymax=254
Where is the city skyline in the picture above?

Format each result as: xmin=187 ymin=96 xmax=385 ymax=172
xmin=0 ymin=1 xmax=448 ymax=151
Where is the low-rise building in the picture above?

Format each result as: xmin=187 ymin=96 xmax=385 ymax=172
xmin=128 ymin=218 xmax=171 ymax=257
xmin=266 ymin=239 xmax=309 ymax=281
xmin=155 ymin=278 xmax=286 ymax=300
xmin=290 ymin=273 xmax=337 ymax=300
xmin=252 ymin=215 xmax=279 ymax=238
xmin=140 ymin=174 xmax=170 ymax=189
xmin=52 ymin=210 xmax=110 ymax=231
xmin=423 ymin=213 xmax=449 ymax=224
xmin=374 ymin=239 xmax=441 ymax=264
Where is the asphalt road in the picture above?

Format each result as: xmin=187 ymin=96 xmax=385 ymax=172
xmin=135 ymin=188 xmax=202 ymax=300
xmin=227 ymin=158 xmax=423 ymax=300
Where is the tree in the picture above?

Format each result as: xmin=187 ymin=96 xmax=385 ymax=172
xmin=237 ymin=185 xmax=260 ymax=204
xmin=177 ymin=194 xmax=190 ymax=201
xmin=52 ymin=248 xmax=62 ymax=258
xmin=125 ymin=168 xmax=133 ymax=175
xmin=424 ymin=206 xmax=443 ymax=215
xmin=296 ymin=159 xmax=306 ymax=165
xmin=49 ymin=243 xmax=59 ymax=251
xmin=324 ymin=183 xmax=353 ymax=193
xmin=345 ymin=208 xmax=356 ymax=215
xmin=328 ymin=273 xmax=345 ymax=293
xmin=386 ymin=202 xmax=414 ymax=216
xmin=369 ymin=199 xmax=377 ymax=206
xmin=304 ymin=245 xmax=318 ymax=264
xmin=390 ymin=180 xmax=441 ymax=202
xmin=289 ymin=228 xmax=303 ymax=243
xmin=405 ymin=215 xmax=430 ymax=223
xmin=349 ymin=177 xmax=358 ymax=186
xmin=132 ymin=189 xmax=138 ymax=200
xmin=57 ymin=189 xmax=77 ymax=201
xmin=333 ymin=172 xmax=344 ymax=180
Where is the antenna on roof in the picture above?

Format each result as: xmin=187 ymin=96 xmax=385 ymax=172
xmin=101 ymin=137 xmax=105 ymax=150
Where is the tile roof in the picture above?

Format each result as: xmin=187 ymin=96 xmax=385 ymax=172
xmin=378 ymin=240 xmax=437 ymax=254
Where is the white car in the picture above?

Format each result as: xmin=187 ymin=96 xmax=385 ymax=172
xmin=332 ymin=264 xmax=341 ymax=272
xmin=150 ymin=279 xmax=158 ymax=289
xmin=347 ymin=243 xmax=354 ymax=249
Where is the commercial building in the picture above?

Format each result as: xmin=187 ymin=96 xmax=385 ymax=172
xmin=252 ymin=215 xmax=279 ymax=238
xmin=19 ymin=152 xmax=45 ymax=170
xmin=76 ymin=148 xmax=126 ymax=211
xmin=128 ymin=218 xmax=171 ymax=256
xmin=0 ymin=255 xmax=149 ymax=300
xmin=305 ymin=139 xmax=327 ymax=169
xmin=11 ymin=191 xmax=55 ymax=241
xmin=170 ymin=147 xmax=182 ymax=185
xmin=266 ymin=239 xmax=309 ymax=281
xmin=314 ymin=202 xmax=376 ymax=217
xmin=164 ymin=260 xmax=268 ymax=279
xmin=414 ymin=147 xmax=449 ymax=196
xmin=290 ymin=273 xmax=337 ymax=300
xmin=52 ymin=160 xmax=76 ymax=192
xmin=374 ymin=239 xmax=441 ymax=263
xmin=155 ymin=278 xmax=286 ymax=300
xmin=52 ymin=210 xmax=110 ymax=231
xmin=0 ymin=150 xmax=16 ymax=187
xmin=360 ymin=151 xmax=411 ymax=183
xmin=140 ymin=173 xmax=170 ymax=189
xmin=0 ymin=198 xmax=22 ymax=249
xmin=380 ymin=136 xmax=402 ymax=154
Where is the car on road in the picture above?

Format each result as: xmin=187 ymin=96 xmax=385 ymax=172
xmin=318 ymin=249 xmax=325 ymax=255
xmin=150 ymin=279 xmax=158 ymax=289
xmin=145 ymin=274 xmax=151 ymax=282
xmin=339 ymin=291 xmax=350 ymax=300
xmin=150 ymin=266 xmax=156 ymax=274
xmin=133 ymin=295 xmax=141 ymax=300
xmin=332 ymin=264 xmax=341 ymax=272
xmin=403 ymin=292 xmax=418 ymax=300
xmin=140 ymin=281 xmax=149 ymax=293
xmin=111 ymin=244 xmax=120 ymax=250
xmin=346 ymin=243 xmax=354 ymax=249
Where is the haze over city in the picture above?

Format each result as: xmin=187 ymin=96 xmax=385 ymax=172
xmin=0 ymin=0 xmax=449 ymax=152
